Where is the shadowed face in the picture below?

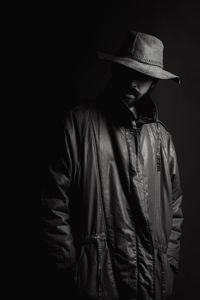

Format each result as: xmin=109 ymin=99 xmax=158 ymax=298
xmin=112 ymin=64 xmax=156 ymax=107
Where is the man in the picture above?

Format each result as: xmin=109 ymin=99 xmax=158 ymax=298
xmin=42 ymin=30 xmax=183 ymax=300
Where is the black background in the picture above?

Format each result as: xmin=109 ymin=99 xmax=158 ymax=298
xmin=15 ymin=1 xmax=200 ymax=299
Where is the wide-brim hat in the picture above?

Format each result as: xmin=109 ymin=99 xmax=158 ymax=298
xmin=97 ymin=30 xmax=180 ymax=83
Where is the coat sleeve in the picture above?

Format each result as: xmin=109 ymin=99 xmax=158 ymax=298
xmin=42 ymin=110 xmax=79 ymax=271
xmin=167 ymin=135 xmax=183 ymax=273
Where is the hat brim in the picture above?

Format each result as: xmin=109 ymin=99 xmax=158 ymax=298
xmin=97 ymin=52 xmax=180 ymax=84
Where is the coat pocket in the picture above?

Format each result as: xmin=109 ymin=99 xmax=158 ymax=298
xmin=75 ymin=233 xmax=107 ymax=299
xmin=159 ymin=248 xmax=175 ymax=300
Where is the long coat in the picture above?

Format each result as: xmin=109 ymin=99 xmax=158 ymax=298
xmin=42 ymin=93 xmax=183 ymax=300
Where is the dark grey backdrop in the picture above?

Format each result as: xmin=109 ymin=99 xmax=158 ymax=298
xmin=33 ymin=1 xmax=200 ymax=299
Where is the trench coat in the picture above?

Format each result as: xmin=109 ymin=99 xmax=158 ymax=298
xmin=42 ymin=93 xmax=183 ymax=300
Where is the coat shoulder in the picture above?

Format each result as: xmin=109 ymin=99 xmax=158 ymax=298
xmin=64 ymin=101 xmax=100 ymax=139
xmin=157 ymin=120 xmax=170 ymax=134
xmin=156 ymin=120 xmax=172 ymax=140
xmin=67 ymin=100 xmax=99 ymax=120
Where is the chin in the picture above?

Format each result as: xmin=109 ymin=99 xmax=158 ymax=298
xmin=125 ymin=94 xmax=136 ymax=100
xmin=125 ymin=94 xmax=137 ymax=102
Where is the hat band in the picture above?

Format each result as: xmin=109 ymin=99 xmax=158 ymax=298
xmin=124 ymin=53 xmax=163 ymax=68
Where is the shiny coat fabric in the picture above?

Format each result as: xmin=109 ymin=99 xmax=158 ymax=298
xmin=42 ymin=94 xmax=183 ymax=300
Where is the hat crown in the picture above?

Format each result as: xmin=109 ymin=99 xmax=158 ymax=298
xmin=118 ymin=30 xmax=164 ymax=68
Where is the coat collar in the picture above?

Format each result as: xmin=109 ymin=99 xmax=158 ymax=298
xmin=131 ymin=94 xmax=158 ymax=124
xmin=97 ymin=88 xmax=158 ymax=125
